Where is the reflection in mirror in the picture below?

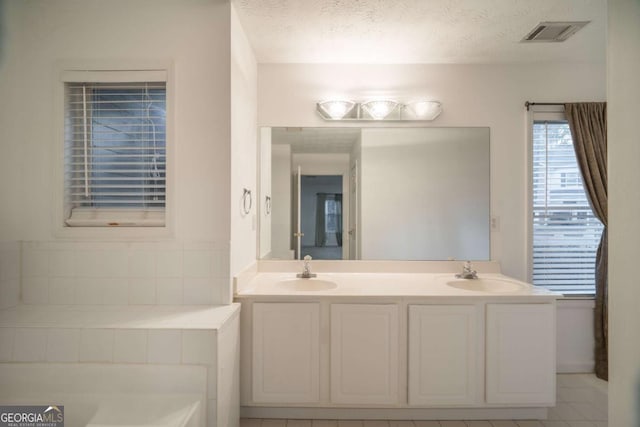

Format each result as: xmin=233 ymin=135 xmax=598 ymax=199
xmin=258 ymin=127 xmax=490 ymax=261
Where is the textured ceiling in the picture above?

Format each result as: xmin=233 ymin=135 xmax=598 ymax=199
xmin=233 ymin=0 xmax=606 ymax=64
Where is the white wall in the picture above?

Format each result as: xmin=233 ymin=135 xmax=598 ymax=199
xmin=270 ymin=145 xmax=293 ymax=259
xmin=0 ymin=0 xmax=235 ymax=304
xmin=359 ymin=128 xmax=490 ymax=261
xmin=556 ymin=299 xmax=595 ymax=373
xmin=608 ymin=0 xmax=640 ymax=424
xmin=257 ymin=63 xmax=606 ymax=280
xmin=230 ymin=5 xmax=258 ymax=293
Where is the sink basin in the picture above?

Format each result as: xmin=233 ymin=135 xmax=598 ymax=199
xmin=277 ymin=278 xmax=338 ymax=291
xmin=446 ymin=278 xmax=528 ymax=293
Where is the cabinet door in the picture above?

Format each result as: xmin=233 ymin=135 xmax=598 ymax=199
xmin=408 ymin=305 xmax=480 ymax=406
xmin=252 ymin=303 xmax=320 ymax=403
xmin=486 ymin=303 xmax=556 ymax=405
xmin=330 ymin=304 xmax=399 ymax=404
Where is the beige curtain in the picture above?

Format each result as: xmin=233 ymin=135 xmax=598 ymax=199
xmin=564 ymin=102 xmax=608 ymax=380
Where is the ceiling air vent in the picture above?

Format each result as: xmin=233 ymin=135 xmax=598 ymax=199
xmin=521 ymin=21 xmax=590 ymax=43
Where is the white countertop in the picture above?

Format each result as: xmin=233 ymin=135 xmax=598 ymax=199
xmin=0 ymin=303 xmax=241 ymax=329
xmin=235 ymin=272 xmax=558 ymax=299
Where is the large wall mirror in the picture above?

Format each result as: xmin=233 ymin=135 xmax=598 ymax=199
xmin=258 ymin=127 xmax=490 ymax=261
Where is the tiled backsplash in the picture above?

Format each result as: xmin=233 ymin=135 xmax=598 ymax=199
xmin=20 ymin=241 xmax=230 ymax=305
xmin=0 ymin=242 xmax=20 ymax=309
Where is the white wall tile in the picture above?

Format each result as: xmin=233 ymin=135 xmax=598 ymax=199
xmin=128 ymin=278 xmax=156 ymax=305
xmin=22 ymin=277 xmax=49 ymax=304
xmin=207 ymin=365 xmax=217 ymax=398
xmin=207 ymin=398 xmax=217 ymax=427
xmin=75 ymin=250 xmax=127 ymax=277
xmin=0 ymin=247 xmax=20 ymax=280
xmin=128 ymin=251 xmax=157 ymax=277
xmin=184 ymin=278 xmax=214 ymax=305
xmin=75 ymin=279 xmax=104 ymax=305
xmin=80 ymin=329 xmax=114 ymax=362
xmin=0 ymin=279 xmax=20 ymax=309
xmin=182 ymin=330 xmax=216 ymax=365
xmin=213 ymin=250 xmax=230 ymax=279
xmin=74 ymin=251 xmax=106 ymax=277
xmin=46 ymin=328 xmax=80 ymax=362
xmin=0 ymin=328 xmax=15 ymax=361
xmin=22 ymin=250 xmax=48 ymax=277
xmin=213 ymin=277 xmax=230 ymax=306
xmin=147 ymin=329 xmax=182 ymax=364
xmin=114 ymin=329 xmax=147 ymax=363
xmin=49 ymin=277 xmax=77 ymax=305
xmin=184 ymin=251 xmax=212 ymax=277
xmin=48 ymin=251 xmax=75 ymax=277
xmin=156 ymin=251 xmax=183 ymax=277
xmin=13 ymin=328 xmax=47 ymax=362
xmin=102 ymin=278 xmax=129 ymax=304
xmin=156 ymin=277 xmax=183 ymax=304
xmin=183 ymin=242 xmax=214 ymax=251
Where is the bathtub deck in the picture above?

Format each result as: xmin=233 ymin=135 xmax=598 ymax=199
xmin=0 ymin=303 xmax=240 ymax=329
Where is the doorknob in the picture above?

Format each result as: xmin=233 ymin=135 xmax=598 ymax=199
xmin=293 ymin=232 xmax=305 ymax=237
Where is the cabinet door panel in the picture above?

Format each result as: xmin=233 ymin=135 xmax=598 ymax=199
xmin=408 ymin=305 xmax=479 ymax=406
xmin=486 ymin=303 xmax=556 ymax=405
xmin=252 ymin=303 xmax=320 ymax=403
xmin=331 ymin=304 xmax=399 ymax=404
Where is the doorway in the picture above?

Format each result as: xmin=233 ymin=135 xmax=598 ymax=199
xmin=300 ymin=175 xmax=343 ymax=260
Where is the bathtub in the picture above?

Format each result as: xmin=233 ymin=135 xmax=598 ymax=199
xmin=0 ymin=364 xmax=205 ymax=427
xmin=0 ymin=304 xmax=241 ymax=427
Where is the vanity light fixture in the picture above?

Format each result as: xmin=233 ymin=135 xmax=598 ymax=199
xmin=361 ymin=100 xmax=399 ymax=120
xmin=316 ymin=99 xmax=442 ymax=121
xmin=317 ymin=100 xmax=356 ymax=120
xmin=407 ymin=100 xmax=442 ymax=120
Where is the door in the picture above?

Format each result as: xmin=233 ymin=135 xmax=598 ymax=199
xmin=252 ymin=303 xmax=320 ymax=403
xmin=330 ymin=304 xmax=399 ymax=404
xmin=486 ymin=303 xmax=556 ymax=405
xmin=408 ymin=305 xmax=480 ymax=406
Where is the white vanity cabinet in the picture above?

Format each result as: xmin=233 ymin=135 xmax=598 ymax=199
xmin=252 ymin=302 xmax=320 ymax=403
xmin=486 ymin=303 xmax=556 ymax=405
xmin=330 ymin=304 xmax=400 ymax=404
xmin=408 ymin=305 xmax=481 ymax=406
xmin=241 ymin=294 xmax=557 ymax=419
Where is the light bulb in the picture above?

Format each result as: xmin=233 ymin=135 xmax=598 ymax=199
xmin=318 ymin=100 xmax=356 ymax=120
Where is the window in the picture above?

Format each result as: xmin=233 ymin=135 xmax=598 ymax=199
xmin=532 ymin=119 xmax=603 ymax=294
xmin=63 ymin=71 xmax=167 ymax=227
xmin=325 ymin=199 xmax=340 ymax=233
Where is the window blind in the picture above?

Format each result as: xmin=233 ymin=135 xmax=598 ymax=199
xmin=532 ymin=120 xmax=603 ymax=294
xmin=64 ymin=81 xmax=166 ymax=226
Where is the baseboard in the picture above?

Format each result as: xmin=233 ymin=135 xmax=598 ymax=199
xmin=241 ymin=406 xmax=548 ymax=420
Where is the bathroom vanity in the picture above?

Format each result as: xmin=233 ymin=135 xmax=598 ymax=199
xmin=234 ymin=262 xmax=559 ymax=420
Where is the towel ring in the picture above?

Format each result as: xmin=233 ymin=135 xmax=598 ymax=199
xmin=242 ymin=188 xmax=252 ymax=215
xmin=265 ymin=196 xmax=272 ymax=215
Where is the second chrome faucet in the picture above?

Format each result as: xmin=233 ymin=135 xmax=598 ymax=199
xmin=297 ymin=255 xmax=317 ymax=279
xmin=455 ymin=261 xmax=478 ymax=279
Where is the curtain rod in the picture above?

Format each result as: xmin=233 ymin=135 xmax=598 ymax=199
xmin=524 ymin=101 xmax=566 ymax=111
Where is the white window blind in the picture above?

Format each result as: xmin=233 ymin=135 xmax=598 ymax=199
xmin=64 ymin=79 xmax=166 ymax=227
xmin=532 ymin=120 xmax=603 ymax=294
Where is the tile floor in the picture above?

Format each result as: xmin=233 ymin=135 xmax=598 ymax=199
xmin=240 ymin=374 xmax=608 ymax=427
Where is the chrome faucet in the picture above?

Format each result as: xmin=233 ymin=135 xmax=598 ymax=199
xmin=455 ymin=261 xmax=478 ymax=279
xmin=297 ymin=255 xmax=317 ymax=279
